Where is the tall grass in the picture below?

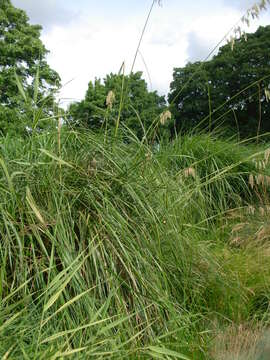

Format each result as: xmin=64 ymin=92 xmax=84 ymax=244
xmin=1 ymin=1 xmax=270 ymax=358
xmin=1 ymin=124 xmax=270 ymax=358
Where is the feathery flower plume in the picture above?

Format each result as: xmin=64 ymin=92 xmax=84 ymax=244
xmin=264 ymin=148 xmax=270 ymax=164
xmin=160 ymin=110 xmax=172 ymax=125
xmin=249 ymin=174 xmax=254 ymax=189
xmin=265 ymin=175 xmax=270 ymax=186
xmin=232 ymin=223 xmax=245 ymax=233
xmin=265 ymin=88 xmax=270 ymax=102
xmin=256 ymin=174 xmax=264 ymax=186
xmin=228 ymin=0 xmax=270 ymax=49
xmin=106 ymin=90 xmax=115 ymax=110
xmin=247 ymin=205 xmax=255 ymax=215
xmin=184 ymin=167 xmax=196 ymax=179
xmin=91 ymin=158 xmax=97 ymax=169
xmin=88 ymin=158 xmax=97 ymax=176
xmin=145 ymin=152 xmax=152 ymax=161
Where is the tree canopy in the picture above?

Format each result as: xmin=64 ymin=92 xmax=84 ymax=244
xmin=68 ymin=72 xmax=168 ymax=140
xmin=168 ymin=25 xmax=270 ymax=139
xmin=0 ymin=0 xmax=61 ymax=135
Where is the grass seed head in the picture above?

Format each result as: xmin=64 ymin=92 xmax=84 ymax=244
xmin=265 ymin=176 xmax=270 ymax=186
xmin=231 ymin=236 xmax=241 ymax=245
xmin=265 ymin=89 xmax=270 ymax=102
xmin=184 ymin=167 xmax=196 ymax=179
xmin=91 ymin=158 xmax=97 ymax=169
xmin=256 ymin=174 xmax=264 ymax=186
xmin=106 ymin=90 xmax=115 ymax=110
xmin=88 ymin=158 xmax=97 ymax=175
xmin=264 ymin=148 xmax=270 ymax=164
xmin=232 ymin=223 xmax=246 ymax=233
xmin=145 ymin=152 xmax=152 ymax=161
xmin=160 ymin=110 xmax=172 ymax=125
xmin=249 ymin=174 xmax=254 ymax=189
xmin=247 ymin=205 xmax=255 ymax=215
xmin=256 ymin=160 xmax=266 ymax=170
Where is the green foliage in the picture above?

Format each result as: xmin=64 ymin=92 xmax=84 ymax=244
xmin=0 ymin=0 xmax=61 ymax=135
xmin=169 ymin=25 xmax=270 ymax=139
xmin=1 ymin=125 xmax=270 ymax=357
xmin=1 ymin=2 xmax=270 ymax=358
xmin=68 ymin=72 xmax=168 ymax=140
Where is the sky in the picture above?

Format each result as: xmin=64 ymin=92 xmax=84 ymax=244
xmin=12 ymin=0 xmax=270 ymax=107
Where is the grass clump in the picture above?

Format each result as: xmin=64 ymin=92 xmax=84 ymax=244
xmin=1 ymin=126 xmax=270 ymax=359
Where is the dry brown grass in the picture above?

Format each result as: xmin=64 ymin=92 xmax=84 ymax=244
xmin=229 ymin=205 xmax=270 ymax=248
xmin=210 ymin=323 xmax=270 ymax=360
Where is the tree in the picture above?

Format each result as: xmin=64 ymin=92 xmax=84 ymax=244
xmin=168 ymin=61 xmax=210 ymax=134
xmin=68 ymin=72 xmax=168 ymax=140
xmin=0 ymin=0 xmax=61 ymax=135
xmin=168 ymin=25 xmax=270 ymax=139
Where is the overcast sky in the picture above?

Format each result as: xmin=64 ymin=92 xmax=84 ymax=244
xmin=12 ymin=0 xmax=270 ymax=106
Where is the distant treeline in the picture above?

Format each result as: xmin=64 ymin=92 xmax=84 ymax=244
xmin=1 ymin=0 xmax=270 ymax=140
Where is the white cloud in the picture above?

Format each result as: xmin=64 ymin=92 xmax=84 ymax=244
xmin=41 ymin=6 xmax=188 ymax=105
xmin=42 ymin=16 xmax=141 ymax=106
xmin=181 ymin=4 xmax=270 ymax=63
xmin=222 ymin=0 xmax=259 ymax=11
xmin=185 ymin=9 xmax=241 ymax=62
xmin=12 ymin=0 xmax=270 ymax=106
xmin=12 ymin=0 xmax=77 ymax=28
xmin=186 ymin=32 xmax=211 ymax=63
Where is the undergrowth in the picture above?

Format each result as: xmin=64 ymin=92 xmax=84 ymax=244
xmin=1 ymin=126 xmax=270 ymax=359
